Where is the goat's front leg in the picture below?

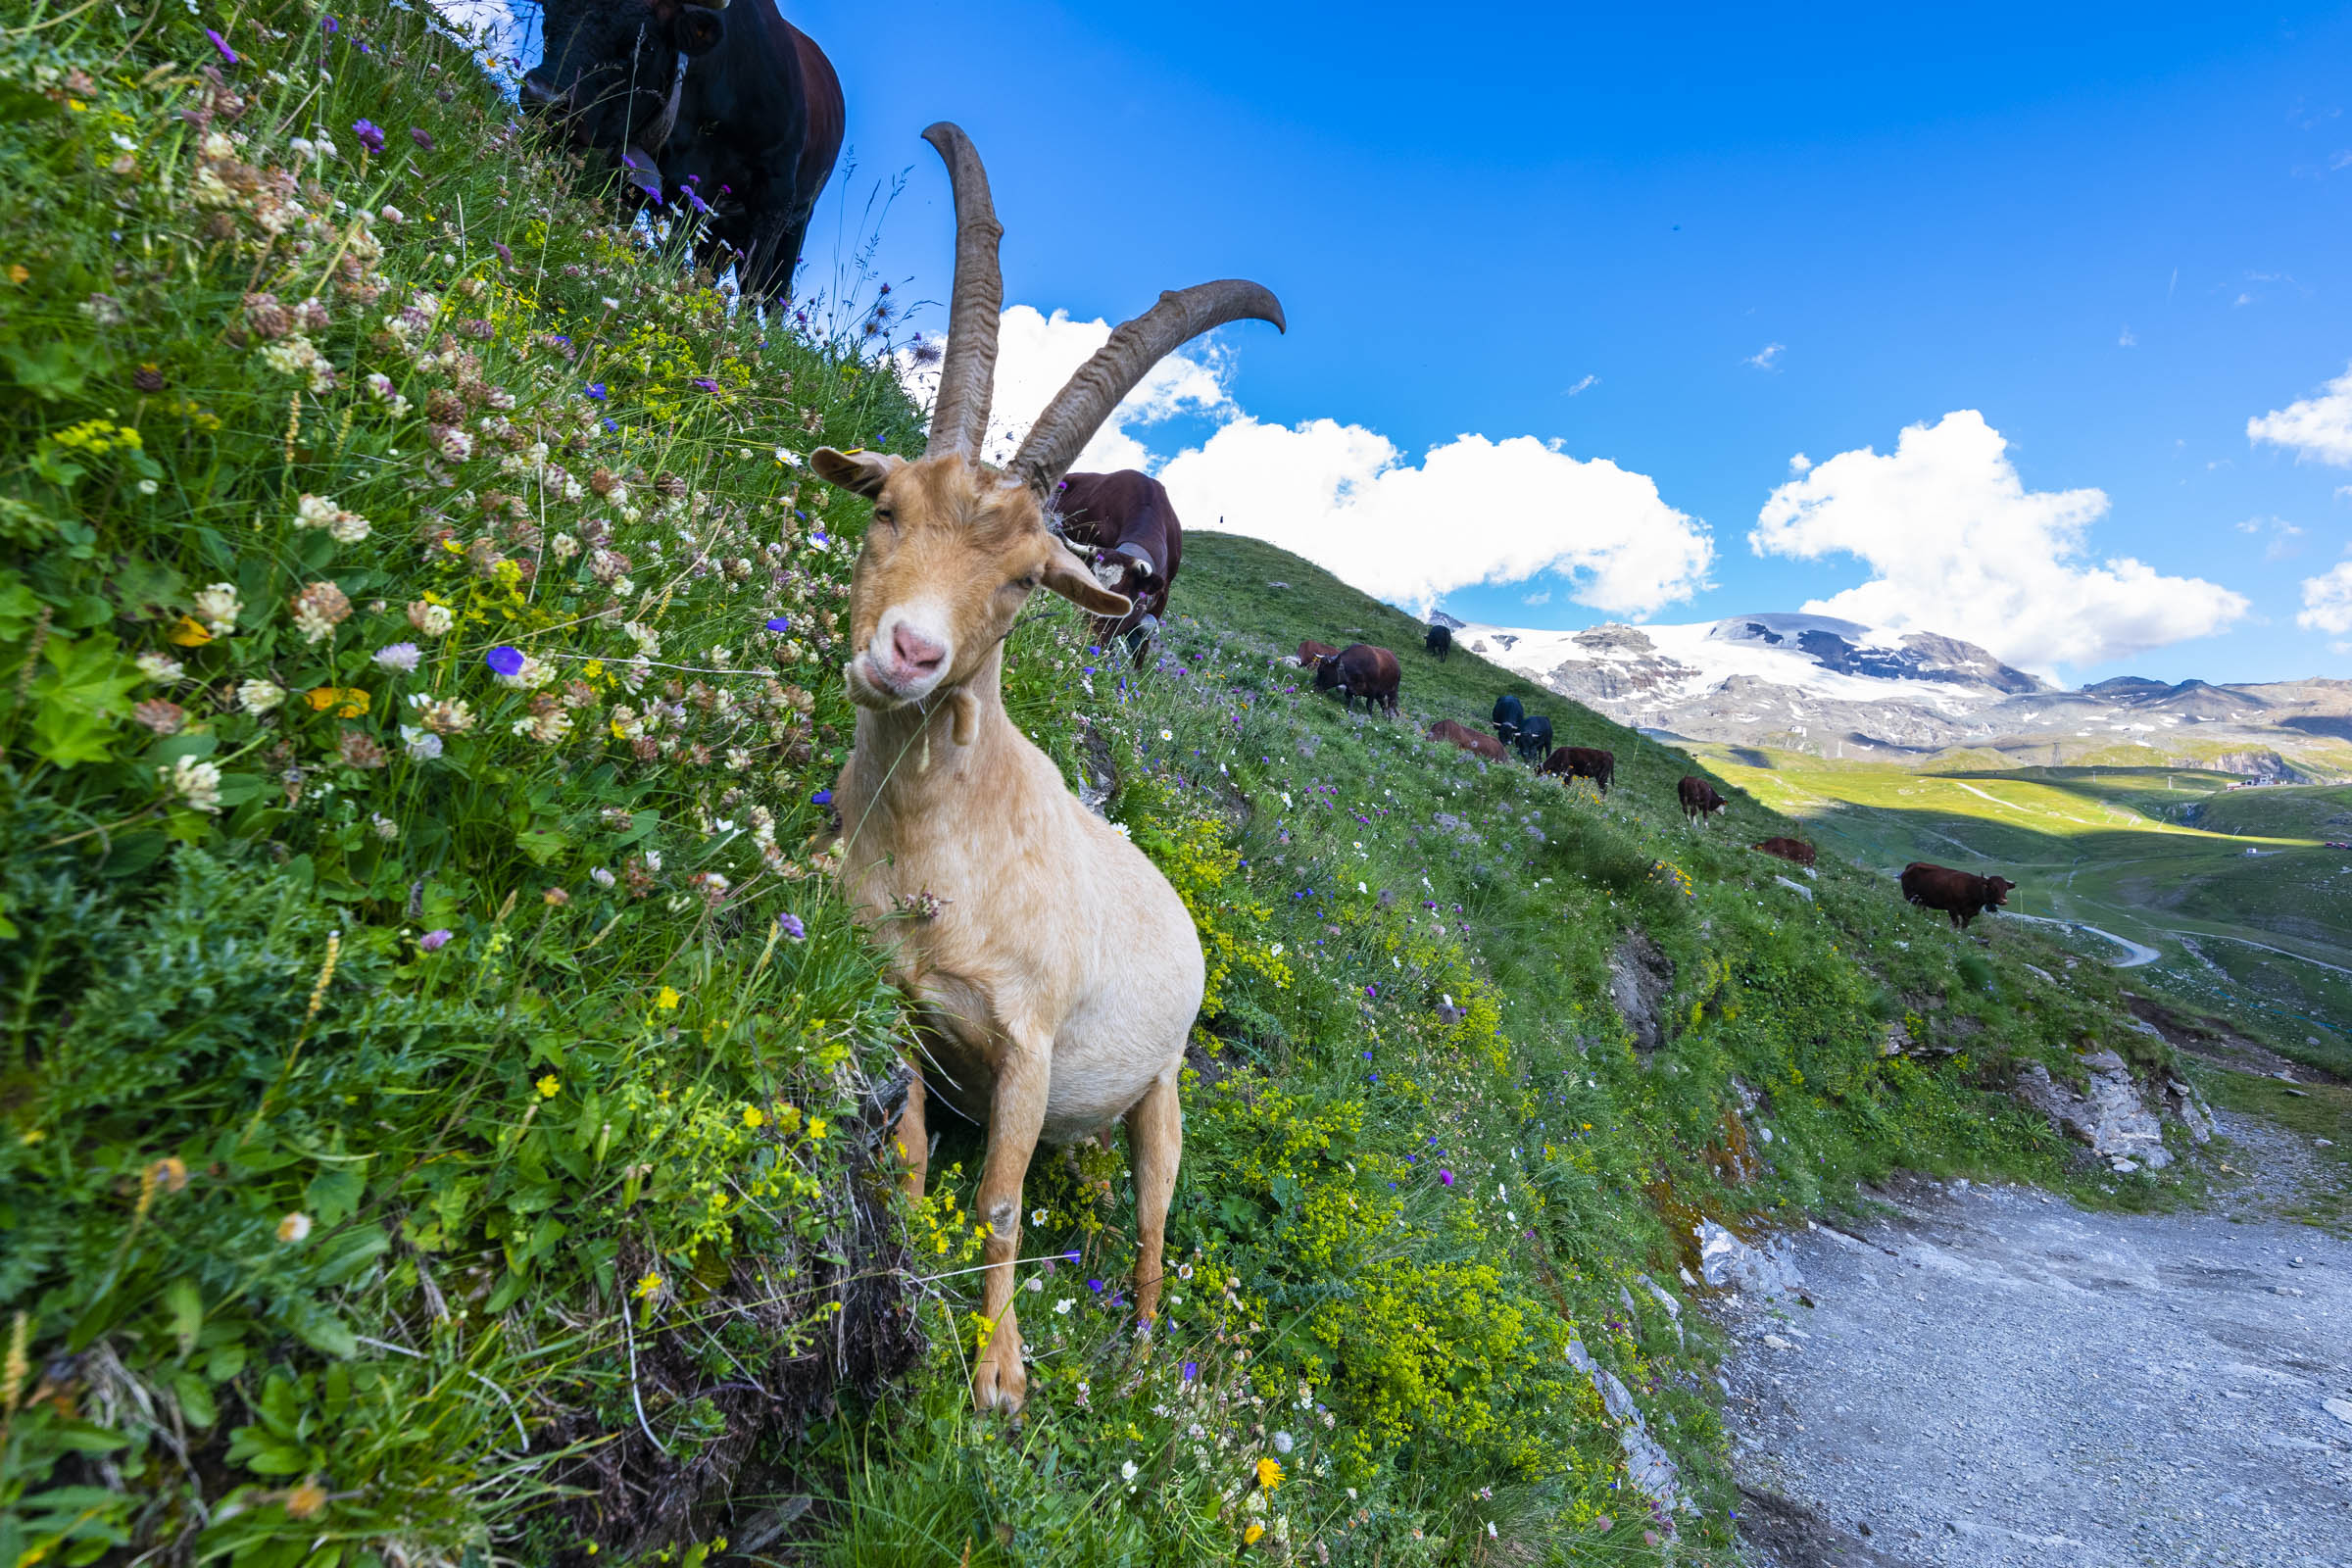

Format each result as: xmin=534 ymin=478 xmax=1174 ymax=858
xmin=971 ymin=1041 xmax=1049 ymax=1412
xmin=1125 ymin=1065 xmax=1182 ymax=1323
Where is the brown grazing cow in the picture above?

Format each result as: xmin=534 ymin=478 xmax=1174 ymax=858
xmin=1542 ymin=745 xmax=1615 ymax=794
xmin=1678 ymin=775 xmax=1728 ymax=824
xmin=1429 ymin=718 xmax=1506 ymax=760
xmin=1752 ymin=837 xmax=1816 ymax=867
xmin=1297 ymin=639 xmax=1341 ymax=669
xmin=1053 ymin=470 xmax=1181 ymax=666
xmin=1900 ymin=862 xmax=2015 ymax=929
xmin=1316 ymin=643 xmax=1400 ymax=715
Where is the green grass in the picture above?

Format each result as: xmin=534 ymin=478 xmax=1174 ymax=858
xmin=0 ymin=9 xmax=2258 ymax=1563
xmin=1689 ymin=748 xmax=2352 ymax=1076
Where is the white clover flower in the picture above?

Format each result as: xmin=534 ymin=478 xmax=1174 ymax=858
xmin=275 ymin=1210 xmax=313 ymax=1243
xmin=408 ymin=600 xmax=456 ymax=636
xmin=136 ymin=652 xmax=185 ymax=684
xmin=621 ymin=620 xmax=661 ymax=657
xmin=369 ymin=812 xmax=399 ymax=841
xmin=326 ymin=509 xmax=371 ymax=544
xmin=642 ymin=850 xmax=662 ymax=872
xmin=550 ymin=532 xmax=580 ymax=561
xmin=372 ymin=642 xmax=422 ymax=673
xmin=260 ymin=334 xmax=321 ymax=376
xmin=192 ymin=582 xmax=242 ymax=635
xmin=590 ymin=866 xmax=616 ymax=889
xmin=294 ymin=493 xmax=340 ymax=530
xmin=238 ymin=679 xmax=287 ymax=713
xmin=200 ymin=130 xmax=235 ymax=160
xmin=611 ymin=576 xmax=635 ymax=598
xmin=400 ymin=725 xmax=444 ymax=761
xmin=160 ymin=755 xmax=223 ymax=813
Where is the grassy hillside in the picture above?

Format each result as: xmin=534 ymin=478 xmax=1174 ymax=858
xmin=1687 ymin=749 xmax=2352 ymax=1075
xmin=0 ymin=7 xmax=2225 ymax=1564
xmin=807 ymin=534 xmax=2207 ymax=1565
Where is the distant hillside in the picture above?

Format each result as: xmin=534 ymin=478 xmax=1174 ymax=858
xmin=1454 ymin=613 xmax=2352 ymax=781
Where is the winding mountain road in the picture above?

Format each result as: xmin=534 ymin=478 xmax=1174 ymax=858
xmin=1724 ymin=1114 xmax=2352 ymax=1568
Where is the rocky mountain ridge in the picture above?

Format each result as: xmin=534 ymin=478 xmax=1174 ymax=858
xmin=1449 ymin=612 xmax=2352 ymax=778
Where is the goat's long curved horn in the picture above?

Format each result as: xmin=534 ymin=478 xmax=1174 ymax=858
xmin=1008 ymin=280 xmax=1285 ymax=496
xmin=920 ymin=122 xmax=1004 ymax=461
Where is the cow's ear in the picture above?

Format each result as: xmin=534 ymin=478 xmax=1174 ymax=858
xmin=1042 ymin=540 xmax=1131 ymax=616
xmin=672 ymin=3 xmax=725 ymax=54
xmin=811 ymin=447 xmax=901 ymax=499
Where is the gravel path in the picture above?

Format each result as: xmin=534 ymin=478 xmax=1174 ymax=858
xmin=1723 ymin=1111 xmax=2352 ymax=1568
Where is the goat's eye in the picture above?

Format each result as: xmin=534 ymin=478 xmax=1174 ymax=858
xmin=871 ymin=507 xmax=894 ymax=527
xmin=1009 ymin=574 xmax=1039 ymax=594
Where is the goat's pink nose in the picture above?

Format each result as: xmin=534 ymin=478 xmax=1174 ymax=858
xmin=890 ymin=622 xmax=946 ymax=679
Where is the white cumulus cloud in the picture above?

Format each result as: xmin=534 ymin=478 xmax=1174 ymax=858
xmin=1749 ymin=410 xmax=2247 ymax=672
xmin=1745 ymin=343 xmax=1786 ymax=371
xmin=898 ymin=305 xmax=1233 ymax=473
xmin=2249 ymin=363 xmax=2352 ymax=466
xmin=2299 ymin=559 xmax=2352 ymax=634
xmin=1162 ymin=422 xmax=1712 ymax=616
xmin=900 ymin=305 xmax=1715 ymax=618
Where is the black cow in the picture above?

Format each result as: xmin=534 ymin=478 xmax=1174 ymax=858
xmin=1316 ymin=644 xmax=1401 ymax=715
xmin=1492 ymin=693 xmax=1525 ymax=750
xmin=1052 ymin=470 xmax=1180 ymax=665
xmin=1425 ymin=624 xmax=1452 ymax=661
xmin=1900 ymin=862 xmax=2015 ymax=930
xmin=522 ymin=0 xmax=845 ymax=299
xmin=1542 ymin=745 xmax=1615 ymax=795
xmin=1514 ymin=712 xmax=1552 ymax=764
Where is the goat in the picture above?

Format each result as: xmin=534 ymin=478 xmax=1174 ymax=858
xmin=809 ymin=123 xmax=1284 ymax=1413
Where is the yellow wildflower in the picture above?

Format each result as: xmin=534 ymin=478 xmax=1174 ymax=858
xmin=167 ymin=615 xmax=213 ymax=647
xmin=535 ymin=1074 xmax=561 ymax=1099
xmin=1256 ymin=1457 xmax=1283 ymax=1490
xmin=633 ymin=1272 xmax=662 ymax=1299
xmin=806 ymin=1117 xmax=827 ymax=1141
xmin=1243 ymin=1523 xmax=1265 ymax=1544
xmin=743 ymin=1104 xmax=766 ymax=1129
xmin=656 ymin=986 xmax=681 ymax=1010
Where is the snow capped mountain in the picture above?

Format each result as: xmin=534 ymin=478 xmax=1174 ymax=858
xmin=1450 ymin=612 xmax=2352 ymax=777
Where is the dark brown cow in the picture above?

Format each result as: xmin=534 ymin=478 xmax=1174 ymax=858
xmin=1297 ymin=639 xmax=1342 ymax=669
xmin=1052 ymin=470 xmax=1179 ymax=666
xmin=1900 ymin=862 xmax=2015 ymax=930
xmin=1315 ymin=643 xmax=1400 ymax=715
xmin=1678 ymin=775 xmax=1728 ymax=824
xmin=1752 ymin=837 xmax=1816 ymax=867
xmin=1429 ymin=718 xmax=1505 ymax=760
xmin=1542 ymin=745 xmax=1615 ymax=794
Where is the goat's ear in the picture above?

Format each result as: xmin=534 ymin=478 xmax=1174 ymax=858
xmin=1041 ymin=540 xmax=1132 ymax=617
xmin=811 ymin=447 xmax=901 ymax=499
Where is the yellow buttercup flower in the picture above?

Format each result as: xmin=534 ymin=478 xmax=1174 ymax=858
xmin=743 ymin=1105 xmax=766 ymax=1129
xmin=167 ymin=615 xmax=213 ymax=647
xmin=535 ymin=1074 xmax=561 ymax=1099
xmin=656 ymin=986 xmax=681 ymax=1009
xmin=1243 ymin=1523 xmax=1264 ymax=1544
xmin=1255 ymin=1457 xmax=1283 ymax=1490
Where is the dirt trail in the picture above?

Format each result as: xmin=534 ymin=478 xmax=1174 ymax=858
xmin=1724 ymin=1113 xmax=2352 ymax=1568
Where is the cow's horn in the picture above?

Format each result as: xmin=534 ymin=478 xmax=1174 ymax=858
xmin=1008 ymin=280 xmax=1284 ymax=497
xmin=919 ymin=122 xmax=1004 ymax=463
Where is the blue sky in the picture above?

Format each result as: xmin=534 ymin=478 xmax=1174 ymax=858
xmin=759 ymin=2 xmax=2347 ymax=683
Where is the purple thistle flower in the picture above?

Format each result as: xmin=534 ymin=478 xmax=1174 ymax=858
xmin=810 ymin=788 xmax=832 ymax=807
xmin=352 ymin=119 xmax=385 ymax=155
xmin=690 ymin=376 xmax=720 ymax=394
xmin=764 ymin=616 xmax=791 ymax=632
xmin=419 ymin=929 xmax=453 ymax=952
xmin=410 ymin=126 xmax=435 ymax=150
xmin=584 ymin=382 xmax=608 ymax=401
xmin=484 ymin=646 xmax=525 ymax=678
xmin=776 ymin=911 xmax=806 ymax=940
xmin=320 ymin=15 xmax=337 ymax=31
xmin=206 ymin=27 xmax=237 ymax=63
xmin=493 ymin=240 xmax=513 ymax=264
xmin=1439 ymin=1169 xmax=1455 ymax=1186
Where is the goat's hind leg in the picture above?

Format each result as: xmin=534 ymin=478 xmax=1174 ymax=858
xmin=1125 ymin=1065 xmax=1182 ymax=1324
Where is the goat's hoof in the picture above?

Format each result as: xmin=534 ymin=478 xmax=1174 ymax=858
xmin=971 ymin=1351 xmax=1028 ymax=1413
